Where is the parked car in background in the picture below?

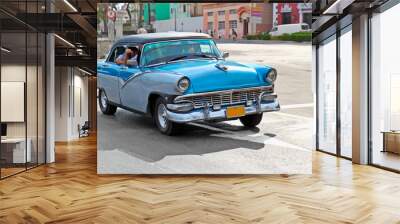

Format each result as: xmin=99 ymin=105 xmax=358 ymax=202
xmin=269 ymin=23 xmax=311 ymax=36
xmin=97 ymin=32 xmax=280 ymax=135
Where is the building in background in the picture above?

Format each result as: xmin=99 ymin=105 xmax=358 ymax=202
xmin=273 ymin=3 xmax=312 ymax=26
xmin=143 ymin=3 xmax=170 ymax=25
xmin=150 ymin=3 xmax=204 ymax=32
xmin=202 ymin=3 xmax=273 ymax=40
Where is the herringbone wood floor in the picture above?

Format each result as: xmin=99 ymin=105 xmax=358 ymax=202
xmin=1 ymin=134 xmax=400 ymax=224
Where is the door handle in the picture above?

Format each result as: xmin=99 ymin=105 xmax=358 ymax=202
xmin=120 ymin=66 xmax=128 ymax=70
xmin=102 ymin=64 xmax=109 ymax=68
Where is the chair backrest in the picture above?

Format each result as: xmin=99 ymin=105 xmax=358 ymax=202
xmin=82 ymin=121 xmax=90 ymax=129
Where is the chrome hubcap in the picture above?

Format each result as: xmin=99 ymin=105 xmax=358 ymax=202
xmin=100 ymin=91 xmax=107 ymax=108
xmin=157 ymin=104 xmax=168 ymax=129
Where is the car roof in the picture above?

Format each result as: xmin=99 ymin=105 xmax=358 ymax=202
xmin=115 ymin=32 xmax=212 ymax=45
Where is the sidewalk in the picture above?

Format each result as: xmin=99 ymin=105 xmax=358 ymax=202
xmin=215 ymin=39 xmax=311 ymax=45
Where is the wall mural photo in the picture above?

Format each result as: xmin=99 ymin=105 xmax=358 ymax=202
xmin=97 ymin=2 xmax=313 ymax=174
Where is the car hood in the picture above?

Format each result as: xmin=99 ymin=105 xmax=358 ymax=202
xmin=146 ymin=59 xmax=269 ymax=93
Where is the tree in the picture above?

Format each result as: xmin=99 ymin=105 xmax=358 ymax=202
xmin=97 ymin=4 xmax=108 ymax=34
xmin=126 ymin=3 xmax=132 ymax=23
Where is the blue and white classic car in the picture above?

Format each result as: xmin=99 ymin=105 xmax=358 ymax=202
xmin=98 ymin=32 xmax=280 ymax=135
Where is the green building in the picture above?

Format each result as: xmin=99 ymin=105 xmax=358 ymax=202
xmin=143 ymin=3 xmax=195 ymax=24
xmin=143 ymin=3 xmax=171 ymax=24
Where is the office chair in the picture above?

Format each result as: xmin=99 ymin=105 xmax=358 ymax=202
xmin=78 ymin=121 xmax=90 ymax=138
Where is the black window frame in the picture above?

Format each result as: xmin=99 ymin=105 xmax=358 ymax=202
xmin=314 ymin=15 xmax=353 ymax=161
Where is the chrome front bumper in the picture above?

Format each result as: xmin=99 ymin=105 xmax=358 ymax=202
xmin=166 ymin=95 xmax=280 ymax=123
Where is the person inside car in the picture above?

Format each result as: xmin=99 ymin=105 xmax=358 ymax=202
xmin=115 ymin=47 xmax=139 ymax=66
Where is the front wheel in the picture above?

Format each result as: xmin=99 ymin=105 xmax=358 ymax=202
xmin=99 ymin=89 xmax=117 ymax=115
xmin=153 ymin=97 xmax=182 ymax=135
xmin=239 ymin=113 xmax=263 ymax=127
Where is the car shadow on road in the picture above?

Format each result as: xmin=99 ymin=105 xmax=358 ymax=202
xmin=200 ymin=121 xmax=261 ymax=133
xmin=98 ymin=110 xmax=265 ymax=162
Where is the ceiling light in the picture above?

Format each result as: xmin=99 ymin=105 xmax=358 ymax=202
xmin=1 ymin=47 xmax=11 ymax=53
xmin=63 ymin=0 xmax=78 ymax=12
xmin=78 ymin=67 xmax=93 ymax=76
xmin=54 ymin=34 xmax=75 ymax=48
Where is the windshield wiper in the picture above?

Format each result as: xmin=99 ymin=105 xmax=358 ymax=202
xmin=167 ymin=55 xmax=190 ymax=63
xmin=192 ymin=53 xmax=219 ymax=59
xmin=166 ymin=54 xmax=218 ymax=64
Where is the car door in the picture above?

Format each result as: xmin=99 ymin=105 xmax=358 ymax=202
xmin=98 ymin=46 xmax=125 ymax=104
xmin=119 ymin=45 xmax=146 ymax=111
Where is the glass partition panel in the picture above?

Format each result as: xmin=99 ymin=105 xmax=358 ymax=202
xmin=317 ymin=35 xmax=337 ymax=154
xmin=38 ymin=32 xmax=45 ymax=165
xmin=1 ymin=31 xmax=27 ymax=177
xmin=0 ymin=0 xmax=46 ymax=179
xmin=371 ymin=4 xmax=400 ymax=171
xmin=27 ymin=31 xmax=38 ymax=169
xmin=339 ymin=27 xmax=352 ymax=158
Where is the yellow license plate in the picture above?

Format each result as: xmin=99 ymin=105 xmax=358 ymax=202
xmin=226 ymin=106 xmax=246 ymax=118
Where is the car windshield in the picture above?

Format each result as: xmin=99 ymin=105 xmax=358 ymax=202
xmin=141 ymin=39 xmax=222 ymax=66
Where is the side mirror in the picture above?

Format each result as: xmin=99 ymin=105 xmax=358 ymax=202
xmin=222 ymin=52 xmax=229 ymax=58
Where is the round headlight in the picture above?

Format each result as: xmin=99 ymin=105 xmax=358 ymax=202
xmin=177 ymin=77 xmax=190 ymax=92
xmin=266 ymin=69 xmax=277 ymax=83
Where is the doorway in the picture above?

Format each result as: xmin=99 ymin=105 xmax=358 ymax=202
xmin=243 ymin=18 xmax=249 ymax=36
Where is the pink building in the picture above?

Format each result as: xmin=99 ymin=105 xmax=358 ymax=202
xmin=202 ymin=3 xmax=273 ymax=39
xmin=273 ymin=3 xmax=312 ymax=26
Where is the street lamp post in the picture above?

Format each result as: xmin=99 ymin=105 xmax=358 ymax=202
xmin=147 ymin=3 xmax=151 ymax=29
xmin=172 ymin=8 xmax=177 ymax=31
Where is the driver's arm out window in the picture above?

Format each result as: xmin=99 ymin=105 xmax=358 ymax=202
xmin=108 ymin=47 xmax=125 ymax=63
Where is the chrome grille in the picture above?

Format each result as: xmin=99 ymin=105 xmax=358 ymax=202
xmin=174 ymin=86 xmax=272 ymax=109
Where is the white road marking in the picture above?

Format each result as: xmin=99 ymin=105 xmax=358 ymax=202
xmin=274 ymin=112 xmax=313 ymax=120
xmin=281 ymin=103 xmax=314 ymax=109
xmin=189 ymin=117 xmax=311 ymax=152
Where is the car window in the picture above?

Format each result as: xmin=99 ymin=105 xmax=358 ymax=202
xmin=107 ymin=46 xmax=125 ymax=63
xmin=125 ymin=45 xmax=140 ymax=65
xmin=141 ymin=39 xmax=221 ymax=66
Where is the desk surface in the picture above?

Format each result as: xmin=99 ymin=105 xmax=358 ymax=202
xmin=381 ymin=131 xmax=400 ymax=134
xmin=1 ymin=138 xmax=26 ymax=143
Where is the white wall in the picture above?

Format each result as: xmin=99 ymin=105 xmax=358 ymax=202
xmin=1 ymin=65 xmax=26 ymax=128
xmin=153 ymin=16 xmax=203 ymax=32
xmin=1 ymin=82 xmax=25 ymax=122
xmin=1 ymin=65 xmax=38 ymax=138
xmin=1 ymin=63 xmax=46 ymax=164
xmin=55 ymin=66 xmax=69 ymax=141
xmin=55 ymin=67 xmax=89 ymax=141
xmin=72 ymin=73 xmax=89 ymax=138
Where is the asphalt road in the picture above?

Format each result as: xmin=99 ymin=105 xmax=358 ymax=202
xmin=98 ymin=42 xmax=313 ymax=174
xmin=218 ymin=42 xmax=313 ymax=116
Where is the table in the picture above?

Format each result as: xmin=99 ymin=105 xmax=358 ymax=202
xmin=382 ymin=131 xmax=400 ymax=154
xmin=1 ymin=138 xmax=31 ymax=163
